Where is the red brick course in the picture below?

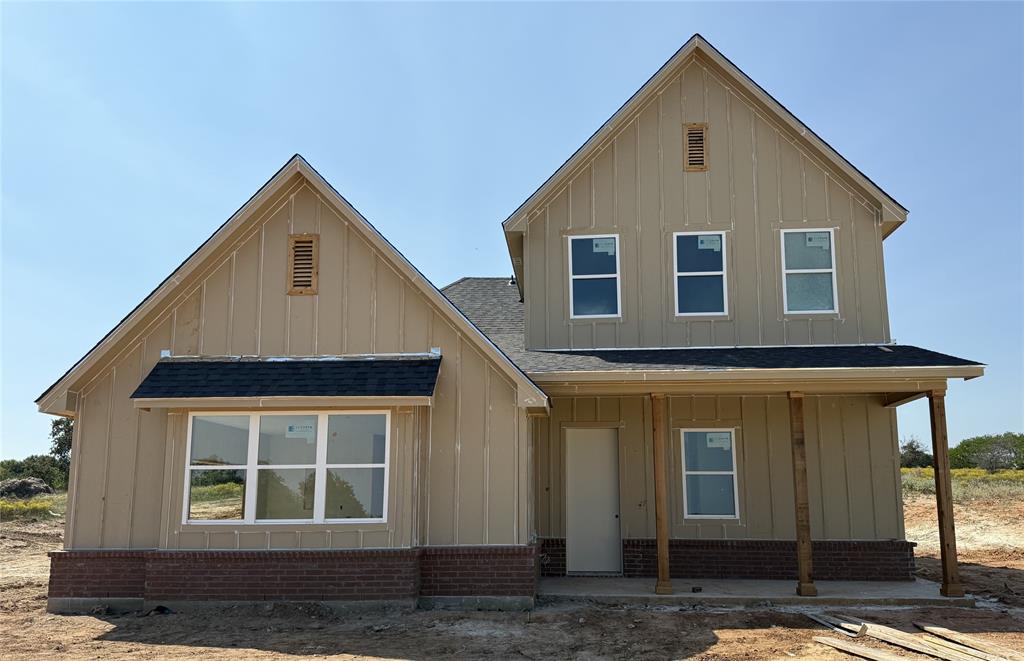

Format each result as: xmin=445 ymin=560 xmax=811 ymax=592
xmin=420 ymin=546 xmax=538 ymax=597
xmin=538 ymin=538 xmax=916 ymax=581
xmin=49 ymin=546 xmax=539 ymax=602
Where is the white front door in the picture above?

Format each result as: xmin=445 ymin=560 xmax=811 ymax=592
xmin=565 ymin=427 xmax=621 ymax=574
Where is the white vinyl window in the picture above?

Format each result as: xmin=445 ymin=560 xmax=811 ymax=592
xmin=183 ymin=411 xmax=389 ymax=525
xmin=680 ymin=429 xmax=739 ymax=519
xmin=568 ymin=234 xmax=621 ymax=318
xmin=781 ymin=229 xmax=838 ymax=314
xmin=674 ymin=232 xmax=727 ymax=316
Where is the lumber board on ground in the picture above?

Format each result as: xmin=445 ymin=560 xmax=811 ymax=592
xmin=920 ymin=634 xmax=1008 ymax=661
xmin=832 ymin=615 xmax=981 ymax=661
xmin=914 ymin=623 xmax=1022 ymax=661
xmin=814 ymin=636 xmax=910 ymax=661
xmin=807 ymin=613 xmax=866 ymax=638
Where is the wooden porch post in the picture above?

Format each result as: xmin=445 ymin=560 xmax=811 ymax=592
xmin=928 ymin=390 xmax=964 ymax=597
xmin=788 ymin=392 xmax=817 ymax=597
xmin=651 ymin=393 xmax=672 ymax=595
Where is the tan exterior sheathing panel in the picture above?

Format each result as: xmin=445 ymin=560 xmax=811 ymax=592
xmin=535 ymin=394 xmax=902 ymax=541
xmin=62 ymin=179 xmax=526 ymax=550
xmin=520 ymin=60 xmax=891 ymax=350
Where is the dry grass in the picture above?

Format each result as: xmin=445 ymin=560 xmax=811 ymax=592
xmin=901 ymin=468 xmax=1024 ymax=503
xmin=0 ymin=493 xmax=67 ymax=521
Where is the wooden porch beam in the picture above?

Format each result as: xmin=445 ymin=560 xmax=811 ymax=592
xmin=927 ymin=390 xmax=964 ymax=597
xmin=650 ymin=393 xmax=673 ymax=595
xmin=788 ymin=392 xmax=817 ymax=596
xmin=883 ymin=392 xmax=928 ymax=408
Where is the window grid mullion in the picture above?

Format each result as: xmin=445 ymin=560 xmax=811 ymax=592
xmin=244 ymin=413 xmax=259 ymax=524
xmin=313 ymin=414 xmax=328 ymax=522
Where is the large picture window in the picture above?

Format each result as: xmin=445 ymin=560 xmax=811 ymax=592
xmin=568 ymin=235 xmax=621 ymax=318
xmin=674 ymin=232 xmax=727 ymax=316
xmin=781 ymin=229 xmax=838 ymax=313
xmin=680 ymin=429 xmax=738 ymax=519
xmin=184 ymin=411 xmax=389 ymax=524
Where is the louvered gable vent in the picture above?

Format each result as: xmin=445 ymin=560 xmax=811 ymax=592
xmin=684 ymin=123 xmax=708 ymax=172
xmin=288 ymin=233 xmax=319 ymax=295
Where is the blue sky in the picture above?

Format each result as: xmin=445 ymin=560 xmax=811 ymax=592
xmin=2 ymin=2 xmax=1021 ymax=459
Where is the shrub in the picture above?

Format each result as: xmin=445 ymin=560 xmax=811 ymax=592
xmin=0 ymin=455 xmax=67 ymax=490
xmin=949 ymin=432 xmax=1024 ymax=470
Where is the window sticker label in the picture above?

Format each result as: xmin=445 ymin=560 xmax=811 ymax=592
xmin=698 ymin=235 xmax=722 ymax=252
xmin=286 ymin=423 xmax=316 ymax=439
xmin=805 ymin=232 xmax=830 ymax=249
xmin=706 ymin=432 xmax=732 ymax=450
xmin=592 ymin=237 xmax=616 ymax=255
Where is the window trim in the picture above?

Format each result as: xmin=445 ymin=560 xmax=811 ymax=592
xmin=182 ymin=410 xmax=390 ymax=526
xmin=680 ymin=427 xmax=740 ymax=520
xmin=567 ymin=233 xmax=622 ymax=320
xmin=673 ymin=231 xmax=729 ymax=317
xmin=780 ymin=228 xmax=839 ymax=315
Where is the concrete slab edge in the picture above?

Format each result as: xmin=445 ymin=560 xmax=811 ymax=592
xmin=417 ymin=595 xmax=535 ymax=611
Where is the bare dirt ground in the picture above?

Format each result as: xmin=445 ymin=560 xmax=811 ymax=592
xmin=2 ymin=506 xmax=1022 ymax=660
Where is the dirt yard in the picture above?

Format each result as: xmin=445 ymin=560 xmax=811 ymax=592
xmin=2 ymin=500 xmax=1022 ymax=660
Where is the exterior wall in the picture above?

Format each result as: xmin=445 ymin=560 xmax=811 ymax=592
xmin=48 ymin=546 xmax=539 ymax=608
xmin=521 ymin=57 xmax=891 ymax=350
xmin=534 ymin=394 xmax=904 ymax=542
xmin=536 ymin=538 xmax=915 ymax=581
xmin=62 ymin=175 xmax=527 ymax=550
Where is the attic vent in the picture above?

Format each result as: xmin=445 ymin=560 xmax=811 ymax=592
xmin=288 ymin=233 xmax=319 ymax=295
xmin=684 ymin=123 xmax=708 ymax=172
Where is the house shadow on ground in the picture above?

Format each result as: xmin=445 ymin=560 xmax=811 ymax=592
xmin=88 ymin=589 xmax=1024 ymax=660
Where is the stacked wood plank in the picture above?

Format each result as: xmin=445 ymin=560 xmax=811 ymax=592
xmin=808 ymin=614 xmax=1019 ymax=661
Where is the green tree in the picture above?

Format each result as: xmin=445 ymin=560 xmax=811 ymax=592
xmin=949 ymin=432 xmax=1024 ymax=470
xmin=899 ymin=435 xmax=933 ymax=468
xmin=0 ymin=454 xmax=66 ymax=489
xmin=49 ymin=418 xmax=73 ymax=476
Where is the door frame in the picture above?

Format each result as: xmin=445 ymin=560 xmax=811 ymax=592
xmin=562 ymin=422 xmax=624 ymax=575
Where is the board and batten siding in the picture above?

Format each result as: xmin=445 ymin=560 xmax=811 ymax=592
xmin=63 ymin=176 xmax=529 ymax=550
xmin=522 ymin=59 xmax=891 ymax=350
xmin=534 ymin=394 xmax=904 ymax=541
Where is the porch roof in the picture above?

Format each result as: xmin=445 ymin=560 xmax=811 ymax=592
xmin=441 ymin=277 xmax=983 ymax=380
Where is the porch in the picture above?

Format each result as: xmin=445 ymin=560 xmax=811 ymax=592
xmin=537 ymin=576 xmax=976 ymax=607
xmin=532 ymin=361 xmax=981 ymax=598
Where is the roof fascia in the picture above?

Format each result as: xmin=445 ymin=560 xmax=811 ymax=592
xmin=40 ymin=156 xmax=548 ymax=414
xmin=134 ymin=395 xmax=433 ymax=410
xmin=530 ymin=364 xmax=983 ymax=385
xmin=37 ymin=156 xmax=307 ymax=413
xmin=502 ymin=34 xmax=907 ymax=236
xmin=293 ymin=158 xmax=548 ymax=410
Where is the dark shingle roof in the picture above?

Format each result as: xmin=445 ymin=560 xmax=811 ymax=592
xmin=132 ymin=355 xmax=441 ymax=399
xmin=442 ymin=278 xmax=982 ymax=374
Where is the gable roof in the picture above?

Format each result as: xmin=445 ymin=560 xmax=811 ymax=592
xmin=38 ymin=155 xmax=547 ymax=414
xmin=502 ymin=34 xmax=908 ymax=238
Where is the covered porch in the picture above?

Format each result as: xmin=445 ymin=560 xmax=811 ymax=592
xmin=531 ymin=349 xmax=984 ymax=599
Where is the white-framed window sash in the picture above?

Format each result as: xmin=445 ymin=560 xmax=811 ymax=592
xmin=680 ymin=427 xmax=740 ymax=520
xmin=780 ymin=228 xmax=839 ymax=314
xmin=183 ymin=410 xmax=390 ymax=526
xmin=673 ymin=231 xmax=728 ymax=317
xmin=567 ymin=234 xmax=622 ymax=319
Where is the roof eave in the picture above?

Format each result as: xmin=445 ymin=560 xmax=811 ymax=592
xmin=530 ymin=364 xmax=984 ymax=384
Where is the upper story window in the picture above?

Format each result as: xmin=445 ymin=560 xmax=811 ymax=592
xmin=568 ymin=235 xmax=621 ymax=318
xmin=781 ymin=229 xmax=838 ymax=314
xmin=681 ymin=429 xmax=738 ymax=519
xmin=184 ymin=411 xmax=389 ymax=525
xmin=674 ymin=232 xmax=727 ymax=316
